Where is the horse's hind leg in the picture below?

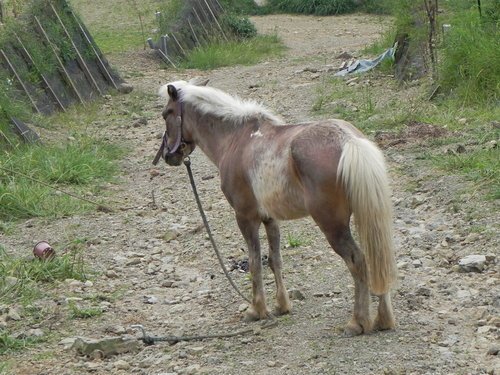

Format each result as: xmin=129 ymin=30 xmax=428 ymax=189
xmin=264 ymin=218 xmax=291 ymax=316
xmin=308 ymin=198 xmax=371 ymax=336
xmin=374 ymin=293 xmax=395 ymax=331
xmin=235 ymin=213 xmax=270 ymax=321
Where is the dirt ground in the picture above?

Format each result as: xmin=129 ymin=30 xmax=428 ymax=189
xmin=2 ymin=14 xmax=499 ymax=375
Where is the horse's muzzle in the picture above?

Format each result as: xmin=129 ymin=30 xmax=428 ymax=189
xmin=164 ymin=152 xmax=184 ymax=166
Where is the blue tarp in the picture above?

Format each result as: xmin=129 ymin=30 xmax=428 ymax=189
xmin=334 ymin=45 xmax=395 ymax=77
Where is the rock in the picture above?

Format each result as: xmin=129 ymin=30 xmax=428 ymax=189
xmin=104 ymin=325 xmax=127 ymax=335
xmin=106 ymin=270 xmax=119 ymax=278
xmin=117 ymin=83 xmax=134 ymax=94
xmin=487 ymin=346 xmax=499 ymax=355
xmin=6 ymin=309 xmax=21 ymax=321
xmin=477 ymin=326 xmax=496 ymax=335
xmin=458 ymin=255 xmax=487 ymax=272
xmin=5 ymin=276 xmax=18 ymax=287
xmin=113 ymin=360 xmax=131 ymax=370
xmin=27 ymin=328 xmax=44 ymax=337
xmin=126 ymin=258 xmax=142 ymax=266
xmin=456 ymin=144 xmax=466 ymax=153
xmin=133 ymin=118 xmax=148 ymax=127
xmin=288 ymin=288 xmax=306 ymax=301
xmin=238 ymin=303 xmax=248 ymax=313
xmin=144 ymin=295 xmax=159 ymax=304
xmin=71 ymin=336 xmax=141 ymax=358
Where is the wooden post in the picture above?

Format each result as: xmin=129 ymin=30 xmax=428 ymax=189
xmin=66 ymin=7 xmax=118 ymax=89
xmin=193 ymin=7 xmax=211 ymax=40
xmin=0 ymin=49 xmax=41 ymax=114
xmin=14 ymin=34 xmax=66 ymax=111
xmin=157 ymin=49 xmax=177 ymax=69
xmin=170 ymin=33 xmax=187 ymax=57
xmin=0 ymin=0 xmax=4 ymax=24
xmin=203 ymin=0 xmax=228 ymax=41
xmin=188 ymin=18 xmax=201 ymax=46
xmin=50 ymin=3 xmax=103 ymax=96
xmin=34 ymin=16 xmax=85 ymax=105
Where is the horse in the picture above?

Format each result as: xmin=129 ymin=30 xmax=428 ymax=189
xmin=154 ymin=78 xmax=397 ymax=336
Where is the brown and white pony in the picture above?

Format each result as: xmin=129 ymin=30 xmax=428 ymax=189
xmin=155 ymin=78 xmax=397 ymax=336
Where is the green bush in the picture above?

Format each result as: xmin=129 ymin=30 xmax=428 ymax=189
xmin=266 ymin=0 xmax=357 ymax=15
xmin=439 ymin=10 xmax=500 ymax=104
xmin=222 ymin=14 xmax=257 ymax=39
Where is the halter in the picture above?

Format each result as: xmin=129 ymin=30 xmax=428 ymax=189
xmin=152 ymin=100 xmax=189 ymax=165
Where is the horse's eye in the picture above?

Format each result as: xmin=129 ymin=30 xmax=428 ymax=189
xmin=162 ymin=108 xmax=173 ymax=120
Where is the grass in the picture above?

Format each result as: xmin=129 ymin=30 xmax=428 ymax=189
xmin=439 ymin=9 xmax=500 ymax=104
xmin=285 ymin=233 xmax=309 ymax=248
xmin=181 ymin=34 xmax=285 ymax=70
xmin=433 ymin=147 xmax=499 ymax=200
xmin=68 ymin=302 xmax=103 ymax=319
xmin=0 ymin=243 xmax=89 ymax=305
xmin=0 ymin=137 xmax=124 ymax=223
xmin=0 ymin=331 xmax=46 ymax=356
xmin=69 ymin=0 xmax=162 ymax=55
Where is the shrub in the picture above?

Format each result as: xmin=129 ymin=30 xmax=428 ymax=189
xmin=439 ymin=9 xmax=500 ymax=104
xmin=266 ymin=0 xmax=357 ymax=15
xmin=222 ymin=14 xmax=257 ymax=39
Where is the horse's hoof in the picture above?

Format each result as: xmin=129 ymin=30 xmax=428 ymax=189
xmin=272 ymin=305 xmax=291 ymax=317
xmin=343 ymin=319 xmax=371 ymax=337
xmin=373 ymin=316 xmax=396 ymax=331
xmin=243 ymin=309 xmax=270 ymax=322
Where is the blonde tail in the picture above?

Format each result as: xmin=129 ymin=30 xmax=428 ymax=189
xmin=338 ymin=136 xmax=397 ymax=295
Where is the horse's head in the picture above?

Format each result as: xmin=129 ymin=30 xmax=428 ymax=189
xmin=154 ymin=78 xmax=209 ymax=166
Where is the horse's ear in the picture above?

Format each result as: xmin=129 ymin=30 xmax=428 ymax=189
xmin=167 ymin=85 xmax=179 ymax=101
xmin=189 ymin=77 xmax=209 ymax=86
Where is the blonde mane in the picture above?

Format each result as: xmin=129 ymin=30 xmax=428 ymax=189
xmin=159 ymin=81 xmax=283 ymax=126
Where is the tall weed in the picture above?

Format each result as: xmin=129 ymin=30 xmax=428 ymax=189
xmin=439 ymin=10 xmax=499 ymax=104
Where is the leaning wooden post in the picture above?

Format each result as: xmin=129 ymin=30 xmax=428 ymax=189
xmin=34 ymin=16 xmax=85 ymax=105
xmin=188 ymin=18 xmax=201 ymax=46
xmin=203 ymin=0 xmax=228 ymax=41
xmin=14 ymin=34 xmax=66 ymax=111
xmin=193 ymin=7 xmax=211 ymax=40
xmin=66 ymin=7 xmax=118 ymax=90
xmin=0 ymin=49 xmax=41 ymax=113
xmin=0 ymin=0 xmax=4 ymax=24
xmin=170 ymin=33 xmax=187 ymax=57
xmin=50 ymin=3 xmax=103 ymax=96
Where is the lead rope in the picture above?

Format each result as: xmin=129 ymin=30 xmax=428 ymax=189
xmin=183 ymin=157 xmax=251 ymax=304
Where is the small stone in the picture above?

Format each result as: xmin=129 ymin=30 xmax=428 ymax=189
xmin=126 ymin=258 xmax=142 ymax=266
xmin=5 ymin=276 xmax=18 ymax=287
xmin=456 ymin=144 xmax=466 ymax=153
xmin=117 ymin=83 xmax=134 ymax=94
xmin=267 ymin=361 xmax=277 ymax=367
xmin=238 ymin=303 xmax=248 ymax=313
xmin=412 ymin=259 xmax=422 ymax=268
xmin=477 ymin=326 xmax=496 ymax=334
xmin=457 ymin=118 xmax=467 ymax=125
xmin=27 ymin=328 xmax=44 ymax=337
xmin=6 ymin=309 xmax=21 ymax=321
xmin=487 ymin=346 xmax=499 ymax=355
xmin=458 ymin=254 xmax=487 ymax=272
xmin=106 ymin=270 xmax=119 ymax=279
xmin=113 ymin=360 xmax=131 ymax=370
xmin=188 ymin=346 xmax=205 ymax=355
xmin=84 ymin=280 xmax=94 ymax=288
xmin=185 ymin=364 xmax=201 ymax=374
xmin=288 ymin=288 xmax=306 ymax=301
xmin=144 ymin=296 xmax=159 ymax=304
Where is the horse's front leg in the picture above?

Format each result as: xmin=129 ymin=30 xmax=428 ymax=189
xmin=235 ymin=213 xmax=270 ymax=321
xmin=263 ymin=218 xmax=291 ymax=316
